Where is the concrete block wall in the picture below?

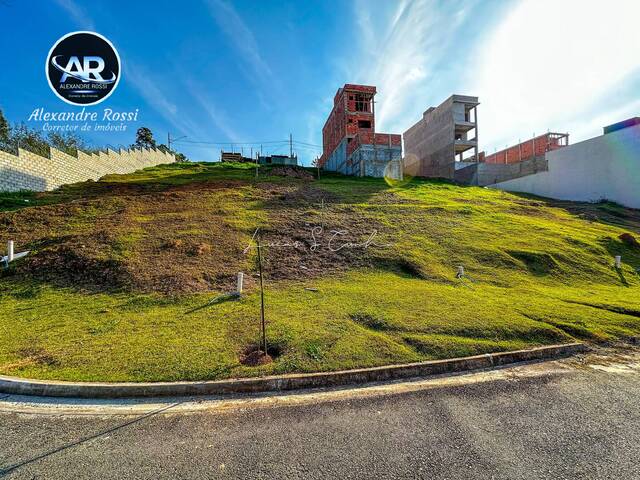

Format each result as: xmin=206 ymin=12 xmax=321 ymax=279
xmin=403 ymin=109 xmax=454 ymax=178
xmin=350 ymin=144 xmax=403 ymax=179
xmin=478 ymin=156 xmax=548 ymax=186
xmin=322 ymin=138 xmax=402 ymax=179
xmin=453 ymin=163 xmax=478 ymax=185
xmin=0 ymin=146 xmax=175 ymax=192
xmin=453 ymin=156 xmax=548 ymax=186
xmin=323 ymin=138 xmax=349 ymax=174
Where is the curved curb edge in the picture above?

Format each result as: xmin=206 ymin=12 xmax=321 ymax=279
xmin=0 ymin=343 xmax=587 ymax=399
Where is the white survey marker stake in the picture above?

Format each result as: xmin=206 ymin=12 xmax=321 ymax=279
xmin=237 ymin=272 xmax=244 ymax=294
xmin=1 ymin=240 xmax=30 ymax=267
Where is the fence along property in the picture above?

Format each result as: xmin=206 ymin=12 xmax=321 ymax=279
xmin=0 ymin=146 xmax=176 ymax=192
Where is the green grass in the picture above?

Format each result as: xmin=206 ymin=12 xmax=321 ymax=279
xmin=0 ymin=162 xmax=639 ymax=382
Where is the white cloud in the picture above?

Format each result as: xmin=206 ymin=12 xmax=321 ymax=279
xmin=183 ymin=78 xmax=244 ymax=143
xmin=124 ymin=63 xmax=210 ymax=141
xmin=205 ymin=0 xmax=273 ymax=82
xmin=52 ymin=0 xmax=197 ymax=138
xmin=568 ymin=97 xmax=640 ymax=143
xmin=469 ymin=0 xmax=640 ymax=151
xmin=344 ymin=0 xmax=640 ymax=152
xmin=53 ymin=0 xmax=96 ymax=30
xmin=350 ymin=0 xmax=474 ymax=133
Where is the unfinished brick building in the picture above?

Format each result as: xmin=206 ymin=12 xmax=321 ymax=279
xmin=320 ymin=84 xmax=402 ymax=178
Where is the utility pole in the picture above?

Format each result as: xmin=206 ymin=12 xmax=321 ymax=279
xmin=289 ymin=133 xmax=293 ymax=159
xmin=167 ymin=133 xmax=186 ymax=153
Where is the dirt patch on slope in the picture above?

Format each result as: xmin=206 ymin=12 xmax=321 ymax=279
xmin=251 ymin=184 xmax=394 ymax=281
xmin=262 ymin=166 xmax=315 ymax=180
xmin=0 ymin=180 xmax=395 ymax=294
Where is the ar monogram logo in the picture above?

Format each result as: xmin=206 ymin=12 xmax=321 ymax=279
xmin=46 ymin=31 xmax=121 ymax=106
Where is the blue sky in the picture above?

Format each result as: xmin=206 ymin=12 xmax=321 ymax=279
xmin=1 ymin=0 xmax=639 ymax=164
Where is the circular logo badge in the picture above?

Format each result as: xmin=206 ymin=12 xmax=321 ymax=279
xmin=46 ymin=31 xmax=121 ymax=106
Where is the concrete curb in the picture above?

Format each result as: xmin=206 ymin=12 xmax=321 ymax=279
xmin=0 ymin=343 xmax=587 ymax=399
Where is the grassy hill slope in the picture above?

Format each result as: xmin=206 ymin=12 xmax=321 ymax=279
xmin=0 ymin=162 xmax=639 ymax=381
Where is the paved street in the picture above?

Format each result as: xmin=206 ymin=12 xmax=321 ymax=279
xmin=1 ymin=349 xmax=639 ymax=479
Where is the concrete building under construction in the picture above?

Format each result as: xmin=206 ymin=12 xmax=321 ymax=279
xmin=320 ymin=84 xmax=402 ymax=179
xmin=403 ymin=95 xmax=479 ymax=179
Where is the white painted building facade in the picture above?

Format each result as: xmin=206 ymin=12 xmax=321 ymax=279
xmin=488 ymin=123 xmax=640 ymax=209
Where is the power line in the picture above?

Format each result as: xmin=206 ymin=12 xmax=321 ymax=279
xmin=292 ymin=145 xmax=322 ymax=152
xmin=171 ymin=136 xmax=323 ymax=161
xmin=292 ymin=140 xmax=323 ymax=148
xmin=173 ymin=139 xmax=290 ymax=146
xmin=172 ymin=138 xmax=323 ymax=148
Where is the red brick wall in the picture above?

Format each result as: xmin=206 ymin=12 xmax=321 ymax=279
xmin=483 ymin=133 xmax=568 ymax=164
xmin=347 ymin=132 xmax=401 ymax=156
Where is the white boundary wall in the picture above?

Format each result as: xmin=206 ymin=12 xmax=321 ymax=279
xmin=488 ymin=124 xmax=640 ymax=209
xmin=0 ymin=147 xmax=176 ymax=192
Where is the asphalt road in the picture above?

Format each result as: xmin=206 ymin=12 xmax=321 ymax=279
xmin=1 ymin=350 xmax=639 ymax=479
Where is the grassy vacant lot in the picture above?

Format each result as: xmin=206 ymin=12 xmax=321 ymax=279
xmin=0 ymin=162 xmax=639 ymax=382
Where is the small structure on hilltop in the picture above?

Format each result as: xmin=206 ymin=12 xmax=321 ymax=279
xmin=319 ymin=84 xmax=402 ymax=179
xmin=258 ymin=154 xmax=297 ymax=166
xmin=220 ymin=151 xmax=253 ymax=163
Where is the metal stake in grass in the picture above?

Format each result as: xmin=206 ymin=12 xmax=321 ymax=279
xmin=255 ymin=152 xmax=259 ymax=178
xmin=256 ymin=234 xmax=267 ymax=355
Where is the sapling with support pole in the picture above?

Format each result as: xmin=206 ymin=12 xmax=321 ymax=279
xmin=256 ymin=233 xmax=267 ymax=355
xmin=238 ymin=227 xmax=274 ymax=365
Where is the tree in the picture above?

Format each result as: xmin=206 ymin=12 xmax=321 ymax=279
xmin=312 ymin=156 xmax=321 ymax=179
xmin=0 ymin=108 xmax=9 ymax=147
xmin=158 ymin=142 xmax=189 ymax=162
xmin=10 ymin=122 xmax=49 ymax=157
xmin=48 ymin=132 xmax=97 ymax=155
xmin=133 ymin=127 xmax=156 ymax=149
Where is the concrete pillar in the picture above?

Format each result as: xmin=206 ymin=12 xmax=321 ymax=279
xmin=474 ymin=105 xmax=479 ymax=166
